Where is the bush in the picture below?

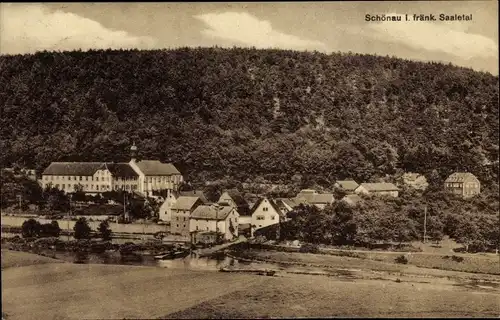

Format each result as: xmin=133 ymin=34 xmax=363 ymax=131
xmin=73 ymin=217 xmax=92 ymax=240
xmin=299 ymin=243 xmax=319 ymax=254
xmin=395 ymin=255 xmax=408 ymax=264
xmin=21 ymin=219 xmax=41 ymax=238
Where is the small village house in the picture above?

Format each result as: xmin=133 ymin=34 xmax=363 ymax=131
xmin=190 ymin=204 xmax=239 ymax=242
xmin=275 ymin=198 xmax=300 ymax=216
xmin=444 ymin=172 xmax=480 ymax=198
xmin=250 ymin=197 xmax=284 ymax=237
xmin=218 ymin=189 xmax=250 ymax=215
xmin=169 ymin=196 xmax=204 ymax=237
xmin=294 ymin=189 xmax=335 ymax=209
xmin=355 ymin=183 xmax=399 ymax=197
xmin=334 ymin=180 xmax=359 ymax=194
xmin=159 ymin=190 xmax=208 ymax=222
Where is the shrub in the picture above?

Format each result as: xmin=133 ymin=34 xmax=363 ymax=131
xmin=395 ymin=255 xmax=408 ymax=264
xmin=21 ymin=219 xmax=41 ymax=238
xmin=299 ymin=243 xmax=319 ymax=254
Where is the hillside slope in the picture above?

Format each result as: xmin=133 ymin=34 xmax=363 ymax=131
xmin=0 ymin=48 xmax=498 ymax=187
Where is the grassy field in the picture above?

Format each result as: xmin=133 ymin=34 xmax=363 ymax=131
xmin=2 ymin=250 xmax=500 ymax=319
xmin=166 ymin=273 xmax=500 ymax=319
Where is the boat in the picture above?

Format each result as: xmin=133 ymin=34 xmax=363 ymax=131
xmin=154 ymin=250 xmax=190 ymax=260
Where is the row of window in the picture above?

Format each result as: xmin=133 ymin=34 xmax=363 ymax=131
xmin=49 ymin=183 xmax=138 ymax=192
xmin=145 ymin=176 xmax=181 ymax=183
xmin=45 ymin=175 xmax=109 ymax=182
xmin=445 ymin=182 xmax=479 ymax=188
xmin=256 ymin=215 xmax=276 ymax=220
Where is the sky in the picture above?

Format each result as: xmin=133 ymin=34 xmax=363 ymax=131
xmin=0 ymin=2 xmax=498 ymax=74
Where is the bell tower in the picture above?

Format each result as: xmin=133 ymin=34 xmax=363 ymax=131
xmin=130 ymin=142 xmax=138 ymax=163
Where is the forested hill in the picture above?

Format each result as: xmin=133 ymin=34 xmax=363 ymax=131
xmin=0 ymin=48 xmax=498 ymax=188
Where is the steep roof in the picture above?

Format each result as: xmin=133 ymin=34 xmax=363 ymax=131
xmin=218 ymin=189 xmax=250 ymax=214
xmin=250 ymin=198 xmax=284 ymax=218
xmin=190 ymin=205 xmax=235 ymax=220
xmin=275 ymin=198 xmax=300 ymax=211
xmin=179 ymin=190 xmax=208 ymax=203
xmin=171 ymin=196 xmax=201 ymax=211
xmin=42 ymin=162 xmax=105 ymax=176
xmin=335 ymin=180 xmax=359 ymax=191
xmin=445 ymin=172 xmax=479 ymax=183
xmin=134 ymin=160 xmax=180 ymax=176
xmin=359 ymin=183 xmax=399 ymax=192
xmin=106 ymin=163 xmax=139 ymax=178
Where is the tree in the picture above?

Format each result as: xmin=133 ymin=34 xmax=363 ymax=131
xmin=73 ymin=217 xmax=92 ymax=240
xmin=98 ymin=220 xmax=112 ymax=241
xmin=21 ymin=219 xmax=41 ymax=238
xmin=40 ymin=220 xmax=61 ymax=237
xmin=454 ymin=216 xmax=482 ymax=252
xmin=426 ymin=216 xmax=444 ymax=245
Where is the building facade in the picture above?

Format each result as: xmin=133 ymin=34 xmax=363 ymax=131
xmin=170 ymin=196 xmax=204 ymax=237
xmin=444 ymin=172 xmax=481 ymax=198
xmin=189 ymin=205 xmax=239 ymax=241
xmin=250 ymin=197 xmax=283 ymax=237
xmin=355 ymin=183 xmax=399 ymax=197
xmin=41 ymin=144 xmax=183 ymax=196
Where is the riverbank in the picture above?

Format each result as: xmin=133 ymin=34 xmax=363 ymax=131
xmin=3 ymin=250 xmax=499 ymax=319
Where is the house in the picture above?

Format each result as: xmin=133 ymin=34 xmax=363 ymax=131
xmin=189 ymin=204 xmax=239 ymax=241
xmin=294 ymin=189 xmax=335 ymax=209
xmin=444 ymin=172 xmax=480 ymax=198
xmin=169 ymin=196 xmax=204 ymax=237
xmin=334 ymin=180 xmax=359 ymax=194
xmin=159 ymin=190 xmax=208 ymax=222
xmin=41 ymin=143 xmax=184 ymax=196
xmin=250 ymin=197 xmax=284 ymax=237
xmin=218 ymin=189 xmax=250 ymax=215
xmin=275 ymin=198 xmax=301 ymax=216
xmin=397 ymin=173 xmax=428 ymax=191
xmin=355 ymin=183 xmax=399 ymax=197
xmin=341 ymin=194 xmax=363 ymax=206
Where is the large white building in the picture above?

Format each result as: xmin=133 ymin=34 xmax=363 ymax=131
xmin=41 ymin=143 xmax=184 ymax=196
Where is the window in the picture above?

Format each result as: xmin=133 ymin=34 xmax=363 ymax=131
xmin=176 ymin=224 xmax=179 ymax=227
xmin=55 ymin=184 xmax=59 ymax=189
xmin=183 ymin=224 xmax=185 ymax=228
xmin=91 ymin=184 xmax=94 ymax=190
xmin=256 ymin=216 xmax=265 ymax=220
xmin=259 ymin=225 xmax=262 ymax=228
xmin=96 ymin=185 xmax=99 ymax=191
xmin=85 ymin=176 xmax=88 ymax=181
xmin=62 ymin=184 xmax=65 ymax=189
xmin=263 ymin=207 xmax=268 ymax=212
xmin=96 ymin=177 xmax=99 ymax=182
xmin=235 ymin=218 xmax=238 ymax=223
xmin=271 ymin=216 xmax=275 ymax=220
xmin=196 ymin=226 xmax=199 ymax=230
xmin=79 ymin=176 xmax=82 ymax=181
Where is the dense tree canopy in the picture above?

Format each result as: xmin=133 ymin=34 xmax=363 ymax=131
xmin=0 ymin=48 xmax=498 ymax=189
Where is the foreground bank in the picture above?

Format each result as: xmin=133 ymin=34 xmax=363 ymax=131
xmin=2 ymin=250 xmax=499 ymax=320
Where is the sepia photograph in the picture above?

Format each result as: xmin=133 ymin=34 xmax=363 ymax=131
xmin=0 ymin=1 xmax=499 ymax=319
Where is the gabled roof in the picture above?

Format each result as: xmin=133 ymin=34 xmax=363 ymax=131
xmin=275 ymin=198 xmax=300 ymax=211
xmin=106 ymin=163 xmax=139 ymax=178
xmin=250 ymin=198 xmax=284 ymax=218
xmin=179 ymin=190 xmax=208 ymax=203
xmin=218 ymin=189 xmax=250 ymax=214
xmin=445 ymin=172 xmax=479 ymax=183
xmin=335 ymin=180 xmax=359 ymax=191
xmin=42 ymin=162 xmax=105 ymax=176
xmin=171 ymin=196 xmax=201 ymax=211
xmin=359 ymin=183 xmax=399 ymax=192
xmin=134 ymin=160 xmax=180 ymax=176
xmin=190 ymin=205 xmax=236 ymax=220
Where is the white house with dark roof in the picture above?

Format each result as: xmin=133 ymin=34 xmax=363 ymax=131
xmin=355 ymin=183 xmax=399 ymax=197
xmin=250 ymin=197 xmax=284 ymax=237
xmin=41 ymin=143 xmax=183 ymax=196
xmin=189 ymin=204 xmax=239 ymax=241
